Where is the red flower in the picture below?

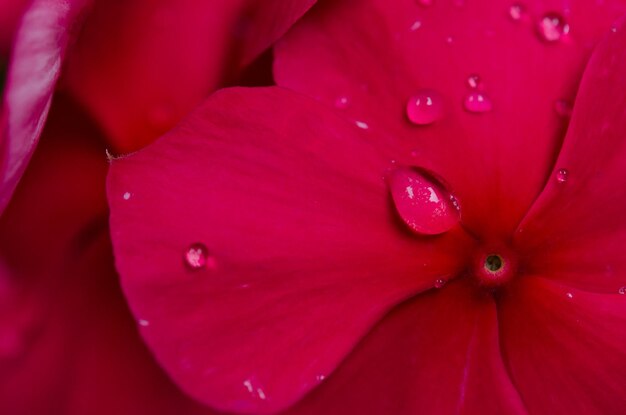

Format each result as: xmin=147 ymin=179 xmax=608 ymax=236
xmin=105 ymin=0 xmax=626 ymax=414
xmin=0 ymin=0 xmax=313 ymax=414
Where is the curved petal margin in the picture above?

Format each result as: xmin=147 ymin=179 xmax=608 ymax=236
xmin=107 ymin=87 xmax=471 ymax=414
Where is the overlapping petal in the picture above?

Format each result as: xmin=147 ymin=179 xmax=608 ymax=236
xmin=516 ymin=18 xmax=626 ymax=294
xmin=64 ymin=0 xmax=316 ymax=153
xmin=499 ymin=277 xmax=626 ymax=414
xmin=0 ymin=97 xmax=213 ymax=415
xmin=275 ymin=0 xmax=626 ymax=239
xmin=284 ymin=281 xmax=526 ymax=415
xmin=0 ymin=0 xmax=92 ymax=214
xmin=107 ymin=86 xmax=473 ymax=414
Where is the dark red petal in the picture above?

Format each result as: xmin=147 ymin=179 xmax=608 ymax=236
xmin=63 ymin=0 xmax=316 ymax=153
xmin=0 ymin=98 xmax=215 ymax=415
xmin=107 ymin=87 xmax=472 ymax=414
xmin=499 ymin=277 xmax=626 ymax=414
xmin=516 ymin=18 xmax=626 ymax=294
xmin=284 ymin=282 xmax=526 ymax=415
xmin=275 ymin=0 xmax=626 ymax=239
xmin=0 ymin=0 xmax=91 ymax=214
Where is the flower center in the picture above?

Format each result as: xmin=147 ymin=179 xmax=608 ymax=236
xmin=473 ymin=249 xmax=517 ymax=287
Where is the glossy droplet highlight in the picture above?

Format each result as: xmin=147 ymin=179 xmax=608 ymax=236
xmin=509 ymin=4 xmax=526 ymax=21
xmin=406 ymin=90 xmax=443 ymax=125
xmin=184 ymin=243 xmax=212 ymax=270
xmin=537 ymin=13 xmax=569 ymax=42
xmin=556 ymin=168 xmax=568 ymax=183
xmin=618 ymin=286 xmax=626 ymax=295
xmin=464 ymin=92 xmax=493 ymax=113
xmin=434 ymin=278 xmax=447 ymax=288
xmin=388 ymin=167 xmax=460 ymax=235
xmin=466 ymin=74 xmax=481 ymax=89
xmin=334 ymin=96 xmax=349 ymax=109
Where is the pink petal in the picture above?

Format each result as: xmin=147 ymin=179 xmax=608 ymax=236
xmin=107 ymin=87 xmax=473 ymax=414
xmin=274 ymin=0 xmax=626 ymax=239
xmin=0 ymin=0 xmax=92 ymax=215
xmin=515 ymin=18 xmax=626 ymax=294
xmin=0 ymin=97 xmax=214 ymax=415
xmin=0 ymin=0 xmax=31 ymax=55
xmin=283 ymin=282 xmax=525 ymax=415
xmin=63 ymin=0 xmax=316 ymax=153
xmin=499 ymin=277 xmax=626 ymax=414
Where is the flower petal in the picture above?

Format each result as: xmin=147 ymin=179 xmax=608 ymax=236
xmin=275 ymin=0 xmax=626 ymax=239
xmin=283 ymin=282 xmax=526 ymax=415
xmin=516 ymin=18 xmax=626 ymax=294
xmin=0 ymin=0 xmax=91 ymax=215
xmin=499 ymin=277 xmax=626 ymax=414
xmin=64 ymin=0 xmax=316 ymax=153
xmin=0 ymin=0 xmax=30 ymax=55
xmin=107 ymin=87 xmax=472 ymax=414
xmin=0 ymin=97 xmax=214 ymax=415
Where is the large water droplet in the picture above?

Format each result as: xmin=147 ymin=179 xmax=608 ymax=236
xmin=556 ymin=168 xmax=568 ymax=183
xmin=388 ymin=167 xmax=460 ymax=235
xmin=537 ymin=13 xmax=569 ymax=42
xmin=184 ymin=243 xmax=213 ymax=270
xmin=406 ymin=90 xmax=443 ymax=125
xmin=463 ymin=92 xmax=493 ymax=113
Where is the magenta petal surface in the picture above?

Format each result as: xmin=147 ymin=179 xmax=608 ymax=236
xmin=0 ymin=0 xmax=30 ymax=55
xmin=500 ymin=277 xmax=626 ymax=414
xmin=284 ymin=282 xmax=526 ymax=415
xmin=107 ymin=87 xmax=471 ymax=414
xmin=64 ymin=0 xmax=316 ymax=153
xmin=0 ymin=0 xmax=91 ymax=214
xmin=516 ymin=18 xmax=626 ymax=293
xmin=275 ymin=0 xmax=626 ymax=239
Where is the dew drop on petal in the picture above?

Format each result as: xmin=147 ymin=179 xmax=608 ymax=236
xmin=184 ymin=243 xmax=212 ymax=270
xmin=566 ymin=292 xmax=573 ymax=299
xmin=410 ymin=20 xmax=422 ymax=31
xmin=434 ymin=278 xmax=447 ymax=288
xmin=123 ymin=192 xmax=131 ymax=200
xmin=463 ymin=92 xmax=493 ymax=113
xmin=406 ymin=90 xmax=443 ymax=125
xmin=355 ymin=120 xmax=369 ymax=130
xmin=334 ymin=96 xmax=349 ymax=109
xmin=509 ymin=3 xmax=525 ymax=21
xmin=138 ymin=319 xmax=150 ymax=327
xmin=618 ymin=286 xmax=626 ymax=295
xmin=388 ymin=167 xmax=460 ymax=235
xmin=466 ymin=74 xmax=481 ymax=89
xmin=537 ymin=13 xmax=569 ymax=42
xmin=554 ymin=99 xmax=572 ymax=117
xmin=556 ymin=168 xmax=568 ymax=183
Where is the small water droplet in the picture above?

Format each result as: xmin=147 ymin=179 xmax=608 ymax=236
xmin=466 ymin=74 xmax=481 ymax=89
xmin=509 ymin=3 xmax=526 ymax=21
xmin=184 ymin=243 xmax=212 ymax=270
xmin=555 ymin=100 xmax=572 ymax=117
xmin=416 ymin=0 xmax=433 ymax=6
xmin=611 ymin=26 xmax=618 ymax=33
xmin=334 ymin=96 xmax=349 ymax=109
xmin=138 ymin=319 xmax=150 ymax=327
xmin=123 ymin=192 xmax=131 ymax=200
xmin=618 ymin=286 xmax=626 ymax=295
xmin=388 ymin=166 xmax=460 ymax=235
xmin=556 ymin=168 xmax=568 ymax=183
xmin=316 ymin=374 xmax=326 ymax=382
xmin=566 ymin=292 xmax=573 ymax=299
xmin=355 ymin=120 xmax=369 ymax=130
xmin=410 ymin=20 xmax=422 ymax=31
xmin=537 ymin=13 xmax=569 ymax=42
xmin=446 ymin=36 xmax=454 ymax=44
xmin=406 ymin=90 xmax=444 ymax=125
xmin=463 ymin=92 xmax=493 ymax=113
xmin=434 ymin=278 xmax=447 ymax=288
